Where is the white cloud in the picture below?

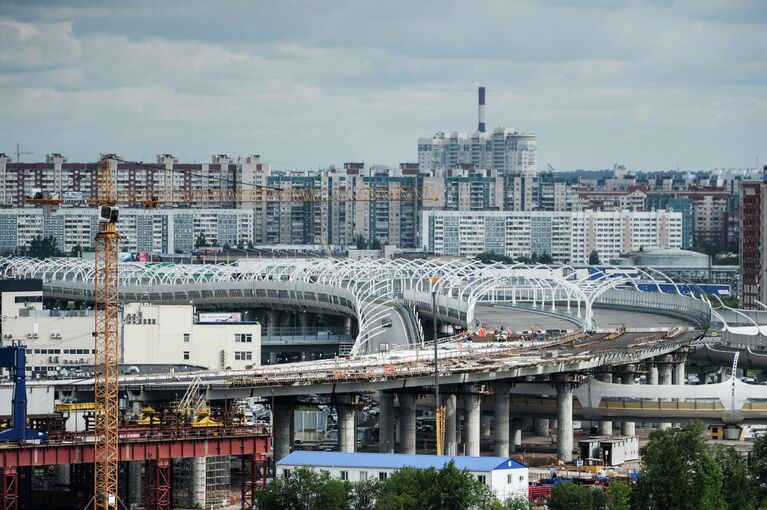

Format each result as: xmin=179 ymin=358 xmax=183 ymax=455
xmin=0 ymin=0 xmax=764 ymax=169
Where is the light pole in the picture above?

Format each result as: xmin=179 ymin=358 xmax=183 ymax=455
xmin=430 ymin=277 xmax=444 ymax=454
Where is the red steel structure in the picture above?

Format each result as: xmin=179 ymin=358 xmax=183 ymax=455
xmin=0 ymin=431 xmax=269 ymax=510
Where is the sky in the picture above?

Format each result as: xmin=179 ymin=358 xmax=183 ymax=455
xmin=0 ymin=0 xmax=765 ymax=171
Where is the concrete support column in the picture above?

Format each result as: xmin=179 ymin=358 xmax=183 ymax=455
xmin=463 ymin=388 xmax=482 ymax=457
xmin=298 ymin=312 xmax=310 ymax=335
xmin=267 ymin=310 xmax=280 ymax=336
xmin=555 ymin=377 xmax=574 ymax=463
xmin=620 ymin=365 xmax=636 ymax=437
xmin=272 ymin=399 xmax=294 ymax=462
xmin=190 ymin=457 xmax=206 ymax=509
xmin=398 ymin=393 xmax=416 ymax=454
xmin=343 ymin=316 xmax=352 ymax=336
xmin=268 ymin=352 xmax=277 ymax=365
xmin=657 ymin=355 xmax=673 ymax=430
xmin=596 ymin=372 xmax=613 ymax=436
xmin=128 ymin=461 xmax=142 ymax=510
xmin=481 ymin=413 xmax=493 ymax=439
xmin=337 ymin=399 xmax=356 ymax=453
xmin=535 ymin=419 xmax=550 ymax=437
xmin=510 ymin=421 xmax=522 ymax=453
xmin=673 ymin=362 xmax=686 ymax=385
xmin=445 ymin=394 xmax=458 ymax=456
xmin=379 ymin=391 xmax=395 ymax=454
xmin=494 ymin=383 xmax=510 ymax=457
xmin=648 ymin=364 xmax=659 ymax=385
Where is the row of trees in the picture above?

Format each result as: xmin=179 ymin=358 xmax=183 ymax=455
xmin=255 ymin=461 xmax=528 ymax=510
xmin=475 ymin=250 xmax=600 ymax=265
xmin=548 ymin=421 xmax=767 ymax=510
xmin=0 ymin=235 xmax=80 ymax=259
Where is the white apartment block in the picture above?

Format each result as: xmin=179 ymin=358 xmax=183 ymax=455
xmin=418 ymin=127 xmax=537 ymax=176
xmin=421 ymin=210 xmax=683 ymax=264
xmin=0 ymin=208 xmax=255 ymax=255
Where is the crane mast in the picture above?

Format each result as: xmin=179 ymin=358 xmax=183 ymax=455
xmin=93 ymin=155 xmax=120 ymax=510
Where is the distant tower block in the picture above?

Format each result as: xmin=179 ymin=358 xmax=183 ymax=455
xmin=478 ymin=87 xmax=486 ymax=133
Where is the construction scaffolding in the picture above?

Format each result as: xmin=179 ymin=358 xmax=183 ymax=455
xmin=172 ymin=456 xmax=230 ymax=509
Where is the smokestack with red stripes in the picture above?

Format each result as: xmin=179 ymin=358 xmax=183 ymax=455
xmin=478 ymin=86 xmax=486 ymax=133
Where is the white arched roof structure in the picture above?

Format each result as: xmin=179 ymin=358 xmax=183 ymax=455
xmin=0 ymin=257 xmax=715 ymax=355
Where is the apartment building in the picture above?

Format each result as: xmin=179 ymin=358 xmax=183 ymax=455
xmin=0 ymin=153 xmax=271 ymax=209
xmin=421 ymin=210 xmax=683 ymax=264
xmin=740 ymin=174 xmax=767 ymax=309
xmin=0 ymin=208 xmax=255 ymax=254
xmin=418 ymin=127 xmax=537 ymax=176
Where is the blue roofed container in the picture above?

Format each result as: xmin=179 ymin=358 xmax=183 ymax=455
xmin=276 ymin=451 xmax=528 ymax=501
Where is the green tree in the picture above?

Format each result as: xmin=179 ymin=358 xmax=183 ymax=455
xmin=589 ymin=249 xmax=601 ymax=265
xmin=547 ymin=483 xmax=593 ymax=510
xmin=633 ymin=421 xmax=726 ymax=510
xmin=194 ymin=233 xmax=208 ymax=248
xmin=355 ymin=234 xmax=368 ymax=250
xmin=502 ymin=496 xmax=530 ymax=510
xmin=606 ymin=480 xmax=632 ymax=510
xmin=22 ymin=235 xmax=62 ymax=259
xmin=255 ymin=467 xmax=353 ymax=510
xmin=369 ymin=237 xmax=382 ymax=250
xmin=376 ymin=461 xmax=497 ymax=510
xmin=70 ymin=243 xmax=83 ymax=258
xmin=538 ymin=252 xmax=554 ymax=264
xmin=713 ymin=444 xmax=756 ymax=510
xmin=351 ymin=478 xmax=381 ymax=510
xmin=223 ymin=243 xmax=231 ymax=251
xmin=751 ymin=434 xmax=767 ymax=506
xmin=592 ymin=487 xmax=608 ymax=510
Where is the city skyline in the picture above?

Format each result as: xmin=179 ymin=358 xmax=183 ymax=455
xmin=1 ymin=1 xmax=765 ymax=171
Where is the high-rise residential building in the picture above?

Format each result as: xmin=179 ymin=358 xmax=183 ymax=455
xmin=418 ymin=127 xmax=537 ymax=176
xmin=0 ymin=153 xmax=270 ymax=209
xmin=740 ymin=172 xmax=767 ymax=309
xmin=421 ymin=209 xmax=683 ymax=264
xmin=645 ymin=194 xmax=694 ymax=249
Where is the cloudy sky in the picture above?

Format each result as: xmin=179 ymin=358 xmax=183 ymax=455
xmin=1 ymin=0 xmax=765 ymax=170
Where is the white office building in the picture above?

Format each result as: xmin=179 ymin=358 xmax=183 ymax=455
xmin=421 ymin=210 xmax=683 ymax=264
xmin=276 ymin=451 xmax=529 ymax=501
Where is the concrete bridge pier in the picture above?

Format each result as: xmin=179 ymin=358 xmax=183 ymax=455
xmin=398 ymin=393 xmax=417 ymax=454
xmin=494 ymin=383 xmax=510 ymax=457
xmin=535 ymin=419 xmax=550 ymax=437
xmin=445 ymin=394 xmax=458 ymax=456
xmin=620 ymin=365 xmax=637 ymax=436
xmin=337 ymin=396 xmax=357 ymax=453
xmin=657 ymin=355 xmax=674 ymax=430
xmin=596 ymin=371 xmax=613 ymax=436
xmin=554 ymin=375 xmax=575 ymax=463
xmin=272 ymin=398 xmax=294 ymax=462
xmin=379 ymin=391 xmax=395 ymax=453
xmin=510 ymin=420 xmax=522 ymax=453
xmin=462 ymin=386 xmax=482 ymax=457
xmin=267 ymin=310 xmax=280 ymax=336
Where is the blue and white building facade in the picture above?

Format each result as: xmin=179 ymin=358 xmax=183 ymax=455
xmin=276 ymin=451 xmax=529 ymax=501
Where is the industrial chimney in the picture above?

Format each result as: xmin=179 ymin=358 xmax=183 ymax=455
xmin=477 ymin=87 xmax=486 ymax=133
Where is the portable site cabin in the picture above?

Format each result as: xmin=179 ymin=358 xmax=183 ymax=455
xmin=276 ymin=451 xmax=529 ymax=500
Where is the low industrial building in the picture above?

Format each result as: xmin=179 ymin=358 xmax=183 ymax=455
xmin=578 ymin=436 xmax=639 ymax=466
xmin=276 ymin=451 xmax=529 ymax=500
xmin=123 ymin=303 xmax=261 ymax=370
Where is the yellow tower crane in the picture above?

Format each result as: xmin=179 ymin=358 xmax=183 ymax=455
xmin=93 ymin=155 xmax=121 ymax=510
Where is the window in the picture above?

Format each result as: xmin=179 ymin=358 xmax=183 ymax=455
xmin=359 ymin=471 xmax=368 ymax=481
xmin=477 ymin=475 xmax=486 ymax=485
xmin=183 ymin=333 xmax=190 ymax=343
xmin=379 ymin=472 xmax=388 ymax=481
xmin=15 ymin=295 xmax=42 ymax=303
xmin=507 ymin=474 xmax=513 ymax=484
xmin=183 ymin=351 xmax=190 ymax=360
xmin=340 ymin=470 xmax=348 ymax=481
xmin=283 ymin=469 xmax=291 ymax=478
xmin=235 ymin=333 xmax=253 ymax=343
xmin=235 ymin=351 xmax=252 ymax=361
